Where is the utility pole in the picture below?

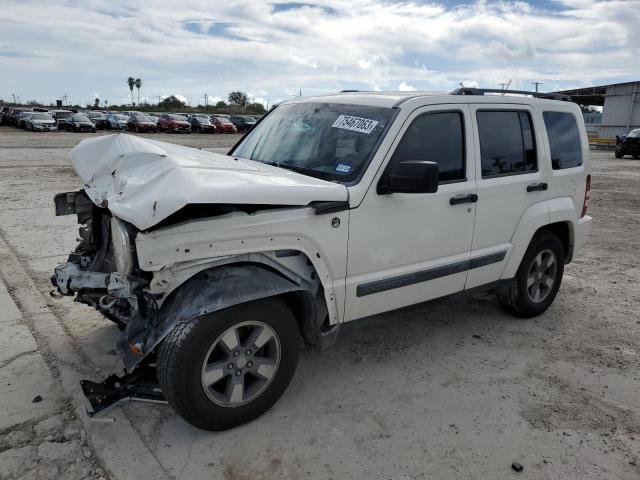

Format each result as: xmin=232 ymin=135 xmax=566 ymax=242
xmin=62 ymin=93 xmax=68 ymax=106
xmin=203 ymin=93 xmax=208 ymax=109
xmin=531 ymin=81 xmax=543 ymax=93
xmin=11 ymin=93 xmax=16 ymax=104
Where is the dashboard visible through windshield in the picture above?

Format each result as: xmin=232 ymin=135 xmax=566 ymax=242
xmin=232 ymin=102 xmax=394 ymax=183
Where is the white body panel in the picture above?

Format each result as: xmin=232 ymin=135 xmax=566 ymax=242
xmin=135 ymin=206 xmax=349 ymax=325
xmin=344 ymin=104 xmax=477 ymax=321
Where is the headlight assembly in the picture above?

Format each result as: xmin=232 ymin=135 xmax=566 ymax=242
xmin=110 ymin=216 xmax=135 ymax=274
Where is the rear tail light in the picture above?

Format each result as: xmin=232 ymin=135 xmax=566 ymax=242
xmin=581 ymin=174 xmax=591 ymax=217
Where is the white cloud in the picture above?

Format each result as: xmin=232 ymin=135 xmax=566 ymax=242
xmin=0 ymin=0 xmax=638 ymax=105
xmin=398 ymin=81 xmax=416 ymax=91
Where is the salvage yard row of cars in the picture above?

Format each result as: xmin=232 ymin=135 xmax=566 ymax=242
xmin=0 ymin=106 xmax=259 ymax=133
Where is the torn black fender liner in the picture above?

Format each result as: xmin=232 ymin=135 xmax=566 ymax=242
xmin=117 ymin=264 xmax=306 ymax=371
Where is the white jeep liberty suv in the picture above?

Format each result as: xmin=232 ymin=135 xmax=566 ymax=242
xmin=52 ymin=88 xmax=592 ymax=430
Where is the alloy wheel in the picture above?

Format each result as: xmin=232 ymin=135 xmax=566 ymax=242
xmin=526 ymin=248 xmax=557 ymax=303
xmin=200 ymin=321 xmax=281 ymax=407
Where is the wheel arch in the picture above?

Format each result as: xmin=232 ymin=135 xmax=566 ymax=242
xmin=118 ymin=262 xmax=330 ymax=371
xmin=501 ymin=195 xmax=582 ymax=280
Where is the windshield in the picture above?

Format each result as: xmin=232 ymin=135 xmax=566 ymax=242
xmin=72 ymin=114 xmax=90 ymax=122
xmin=232 ymin=102 xmax=393 ymax=182
xmin=56 ymin=112 xmax=72 ymax=118
xmin=169 ymin=114 xmax=188 ymax=121
xmin=214 ymin=117 xmax=232 ymax=124
xmin=31 ymin=113 xmax=52 ymax=120
xmin=627 ymin=129 xmax=640 ymax=138
xmin=136 ymin=116 xmax=155 ymax=122
xmin=88 ymin=113 xmax=105 ymax=119
xmin=114 ymin=115 xmax=128 ymax=121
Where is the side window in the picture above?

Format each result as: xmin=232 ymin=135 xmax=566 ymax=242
xmin=477 ymin=110 xmax=537 ymax=177
xmin=542 ymin=111 xmax=583 ymax=169
xmin=390 ymin=111 xmax=465 ymax=182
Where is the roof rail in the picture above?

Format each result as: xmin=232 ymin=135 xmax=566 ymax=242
xmin=340 ymin=89 xmax=360 ymax=93
xmin=450 ymin=87 xmax=572 ymax=102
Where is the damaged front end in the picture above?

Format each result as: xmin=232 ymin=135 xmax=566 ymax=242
xmin=52 ymin=190 xmax=151 ymax=332
xmin=52 ymin=190 xmax=164 ymax=413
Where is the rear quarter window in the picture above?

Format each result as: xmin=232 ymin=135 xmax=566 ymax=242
xmin=543 ymin=112 xmax=583 ymax=169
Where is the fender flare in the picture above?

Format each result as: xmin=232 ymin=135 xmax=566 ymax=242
xmin=500 ymin=201 xmax=550 ymax=279
xmin=117 ymin=264 xmax=309 ymax=370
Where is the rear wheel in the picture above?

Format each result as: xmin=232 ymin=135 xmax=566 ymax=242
xmin=157 ymin=298 xmax=300 ymax=430
xmin=497 ymin=231 xmax=564 ymax=318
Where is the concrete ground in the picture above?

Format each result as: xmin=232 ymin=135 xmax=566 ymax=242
xmin=0 ymin=128 xmax=638 ymax=480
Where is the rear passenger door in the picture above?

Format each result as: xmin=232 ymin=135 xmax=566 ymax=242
xmin=466 ymin=104 xmax=548 ymax=289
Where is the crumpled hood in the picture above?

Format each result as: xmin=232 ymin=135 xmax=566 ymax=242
xmin=69 ymin=134 xmax=348 ymax=230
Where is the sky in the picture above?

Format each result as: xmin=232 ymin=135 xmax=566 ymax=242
xmin=0 ymin=0 xmax=639 ymax=107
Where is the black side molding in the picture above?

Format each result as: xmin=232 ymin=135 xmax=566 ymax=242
xmin=356 ymin=250 xmax=507 ymax=297
xmin=309 ymin=200 xmax=350 ymax=215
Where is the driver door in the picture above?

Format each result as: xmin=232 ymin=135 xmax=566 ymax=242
xmin=344 ymin=105 xmax=477 ymax=321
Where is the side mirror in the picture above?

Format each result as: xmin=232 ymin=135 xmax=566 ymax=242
xmin=378 ymin=160 xmax=439 ymax=194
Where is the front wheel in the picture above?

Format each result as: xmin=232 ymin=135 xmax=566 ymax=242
xmin=497 ymin=231 xmax=564 ymax=318
xmin=615 ymin=150 xmax=624 ymax=158
xmin=157 ymin=298 xmax=300 ymax=430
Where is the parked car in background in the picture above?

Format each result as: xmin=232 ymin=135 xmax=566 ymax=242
xmin=229 ymin=115 xmax=256 ymax=133
xmin=0 ymin=106 xmax=10 ymax=124
xmin=210 ymin=116 xmax=237 ymax=133
xmin=17 ymin=111 xmax=35 ymax=129
xmin=188 ymin=114 xmax=217 ymax=133
xmin=615 ymin=129 xmax=640 ymax=159
xmin=23 ymin=112 xmax=57 ymax=132
xmin=52 ymin=110 xmax=74 ymax=130
xmin=106 ymin=114 xmax=129 ymax=130
xmin=87 ymin=111 xmax=108 ymax=129
xmin=62 ymin=113 xmax=96 ymax=132
xmin=158 ymin=113 xmax=191 ymax=133
xmin=147 ymin=114 xmax=159 ymax=125
xmin=7 ymin=108 xmax=29 ymax=125
xmin=127 ymin=114 xmax=158 ymax=133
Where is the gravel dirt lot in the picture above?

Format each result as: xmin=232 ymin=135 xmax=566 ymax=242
xmin=0 ymin=128 xmax=639 ymax=480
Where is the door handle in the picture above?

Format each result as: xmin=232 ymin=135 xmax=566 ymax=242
xmin=527 ymin=182 xmax=548 ymax=192
xmin=449 ymin=193 xmax=478 ymax=205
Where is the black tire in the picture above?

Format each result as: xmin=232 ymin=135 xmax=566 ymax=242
xmin=157 ymin=298 xmax=300 ymax=431
xmin=497 ymin=230 xmax=565 ymax=318
xmin=633 ymin=155 xmax=640 ymax=159
xmin=135 ymin=126 xmax=140 ymax=133
xmin=615 ymin=150 xmax=624 ymax=158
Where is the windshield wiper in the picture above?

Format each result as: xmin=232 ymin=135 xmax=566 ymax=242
xmin=264 ymin=161 xmax=320 ymax=177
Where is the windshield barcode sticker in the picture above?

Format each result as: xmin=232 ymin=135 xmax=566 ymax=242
xmin=332 ymin=115 xmax=379 ymax=134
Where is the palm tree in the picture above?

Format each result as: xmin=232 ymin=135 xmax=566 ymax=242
xmin=134 ymin=78 xmax=143 ymax=106
xmin=127 ymin=77 xmax=135 ymax=105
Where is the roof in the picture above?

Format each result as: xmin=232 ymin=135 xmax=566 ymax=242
xmin=286 ymin=90 xmax=575 ymax=109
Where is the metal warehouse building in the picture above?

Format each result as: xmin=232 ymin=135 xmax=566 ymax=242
xmin=555 ymin=81 xmax=640 ymax=140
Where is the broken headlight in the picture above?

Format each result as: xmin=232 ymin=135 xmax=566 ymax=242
xmin=110 ymin=216 xmax=136 ymax=274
